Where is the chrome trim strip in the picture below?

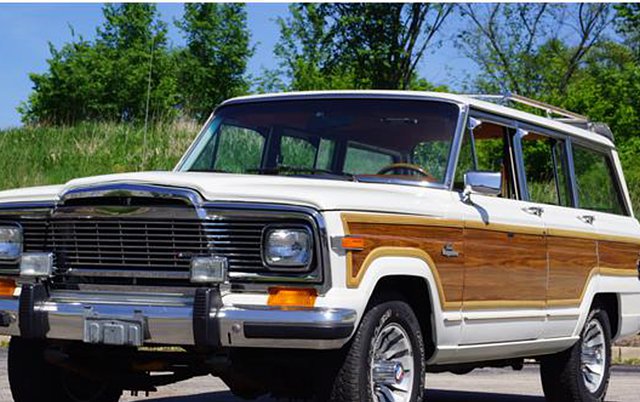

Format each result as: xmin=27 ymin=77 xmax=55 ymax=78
xmin=61 ymin=183 xmax=204 ymax=207
xmin=513 ymin=128 xmax=530 ymax=201
xmin=0 ymin=202 xmax=56 ymax=211
xmin=445 ymin=103 xmax=469 ymax=190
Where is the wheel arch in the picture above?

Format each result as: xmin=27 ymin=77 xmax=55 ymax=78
xmin=355 ymin=253 xmax=447 ymax=361
xmin=591 ymin=293 xmax=620 ymax=339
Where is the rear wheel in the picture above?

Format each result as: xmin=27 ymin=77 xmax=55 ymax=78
xmin=8 ymin=337 xmax=122 ymax=402
xmin=329 ymin=297 xmax=426 ymax=402
xmin=540 ymin=308 xmax=612 ymax=402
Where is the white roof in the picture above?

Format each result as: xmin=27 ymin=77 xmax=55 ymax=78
xmin=221 ymin=90 xmax=614 ymax=148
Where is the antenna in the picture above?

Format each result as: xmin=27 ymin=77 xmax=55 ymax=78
xmin=143 ymin=34 xmax=155 ymax=170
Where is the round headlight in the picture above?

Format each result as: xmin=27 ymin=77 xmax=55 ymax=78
xmin=263 ymin=227 xmax=313 ymax=269
xmin=0 ymin=225 xmax=22 ymax=261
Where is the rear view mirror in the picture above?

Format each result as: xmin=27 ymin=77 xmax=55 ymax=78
xmin=463 ymin=171 xmax=502 ymax=199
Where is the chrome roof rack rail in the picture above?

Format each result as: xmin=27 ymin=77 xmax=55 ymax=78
xmin=463 ymin=92 xmax=614 ymax=142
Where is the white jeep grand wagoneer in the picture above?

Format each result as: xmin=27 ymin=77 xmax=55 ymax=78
xmin=0 ymin=91 xmax=638 ymax=402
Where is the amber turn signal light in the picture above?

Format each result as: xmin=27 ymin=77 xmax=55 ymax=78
xmin=0 ymin=278 xmax=16 ymax=298
xmin=267 ymin=287 xmax=317 ymax=308
xmin=341 ymin=236 xmax=365 ymax=251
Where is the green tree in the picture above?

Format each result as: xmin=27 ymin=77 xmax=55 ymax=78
xmin=616 ymin=3 xmax=640 ymax=60
xmin=272 ymin=3 xmax=452 ymax=91
xmin=94 ymin=3 xmax=177 ymax=122
xmin=457 ymin=3 xmax=613 ymax=97
xmin=176 ymin=4 xmax=253 ymax=121
xmin=20 ymin=4 xmax=177 ymax=125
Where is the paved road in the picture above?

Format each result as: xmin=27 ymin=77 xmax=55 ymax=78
xmin=0 ymin=347 xmax=636 ymax=401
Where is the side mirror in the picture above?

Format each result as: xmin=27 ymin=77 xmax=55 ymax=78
xmin=463 ymin=171 xmax=502 ymax=201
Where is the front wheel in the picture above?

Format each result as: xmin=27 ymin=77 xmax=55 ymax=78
xmin=540 ymin=308 xmax=612 ymax=402
xmin=328 ymin=298 xmax=426 ymax=402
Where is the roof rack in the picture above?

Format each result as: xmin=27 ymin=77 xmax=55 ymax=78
xmin=464 ymin=93 xmax=614 ymax=142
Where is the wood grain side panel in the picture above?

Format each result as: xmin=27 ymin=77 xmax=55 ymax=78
xmin=598 ymin=241 xmax=640 ymax=274
xmin=463 ymin=228 xmax=546 ymax=304
xmin=548 ymin=237 xmax=597 ymax=302
xmin=346 ymin=222 xmax=464 ymax=305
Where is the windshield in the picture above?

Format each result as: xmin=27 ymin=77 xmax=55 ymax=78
xmin=179 ymin=98 xmax=460 ymax=185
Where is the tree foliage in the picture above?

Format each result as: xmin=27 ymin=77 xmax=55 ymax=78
xmin=616 ymin=3 xmax=640 ymax=60
xmin=20 ymin=3 xmax=252 ymax=125
xmin=176 ymin=3 xmax=253 ymax=122
xmin=272 ymin=3 xmax=453 ymax=91
xmin=457 ymin=3 xmax=613 ymax=96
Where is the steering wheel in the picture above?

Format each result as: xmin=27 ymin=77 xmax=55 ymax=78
xmin=376 ymin=163 xmax=437 ymax=181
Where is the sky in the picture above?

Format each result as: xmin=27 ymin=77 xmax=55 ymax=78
xmin=0 ymin=3 xmax=476 ymax=129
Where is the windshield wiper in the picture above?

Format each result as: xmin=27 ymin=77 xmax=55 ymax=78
xmin=248 ymin=166 xmax=356 ymax=181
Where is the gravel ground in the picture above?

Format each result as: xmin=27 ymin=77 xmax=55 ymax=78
xmin=0 ymin=348 xmax=636 ymax=401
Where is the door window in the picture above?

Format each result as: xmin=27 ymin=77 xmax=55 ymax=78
xmin=572 ymin=145 xmax=626 ymax=215
xmin=455 ymin=120 xmax=517 ymax=198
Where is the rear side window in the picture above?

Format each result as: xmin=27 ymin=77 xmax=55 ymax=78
xmin=572 ymin=145 xmax=626 ymax=215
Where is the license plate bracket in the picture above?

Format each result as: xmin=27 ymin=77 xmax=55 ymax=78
xmin=83 ymin=312 xmax=147 ymax=346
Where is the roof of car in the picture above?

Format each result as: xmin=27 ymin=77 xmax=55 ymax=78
xmin=220 ymin=90 xmax=615 ymax=149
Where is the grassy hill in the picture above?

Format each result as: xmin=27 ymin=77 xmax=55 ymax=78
xmin=0 ymin=122 xmax=198 ymax=190
xmin=0 ymin=122 xmax=638 ymax=217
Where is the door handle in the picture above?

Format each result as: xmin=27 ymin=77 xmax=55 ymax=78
xmin=522 ymin=206 xmax=544 ymax=217
xmin=578 ymin=215 xmax=595 ymax=225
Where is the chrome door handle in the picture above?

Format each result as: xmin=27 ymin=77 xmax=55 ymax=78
xmin=578 ymin=215 xmax=595 ymax=225
xmin=522 ymin=206 xmax=544 ymax=217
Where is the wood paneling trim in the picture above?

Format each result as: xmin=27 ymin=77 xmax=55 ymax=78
xmin=341 ymin=212 xmax=640 ymax=244
xmin=350 ymin=246 xmax=461 ymax=309
xmin=341 ymin=212 xmax=640 ymax=311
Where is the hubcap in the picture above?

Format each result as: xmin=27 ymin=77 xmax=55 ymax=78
xmin=580 ymin=318 xmax=606 ymax=393
xmin=370 ymin=323 xmax=414 ymax=402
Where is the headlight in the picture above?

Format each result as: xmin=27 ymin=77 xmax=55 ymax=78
xmin=0 ymin=225 xmax=22 ymax=261
xmin=263 ymin=226 xmax=313 ymax=270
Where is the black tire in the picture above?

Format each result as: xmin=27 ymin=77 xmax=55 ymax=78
xmin=540 ymin=308 xmax=612 ymax=402
xmin=328 ymin=297 xmax=426 ymax=402
xmin=8 ymin=337 xmax=122 ymax=402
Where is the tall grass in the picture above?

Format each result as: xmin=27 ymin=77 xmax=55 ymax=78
xmin=0 ymin=121 xmax=198 ymax=190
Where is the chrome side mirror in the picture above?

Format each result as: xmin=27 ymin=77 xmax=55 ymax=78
xmin=463 ymin=171 xmax=502 ymax=202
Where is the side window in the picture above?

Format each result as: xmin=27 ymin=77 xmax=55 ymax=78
xmin=280 ymin=135 xmax=317 ymax=168
xmin=573 ymin=145 xmax=625 ymax=215
xmin=213 ymin=124 xmax=264 ymax=173
xmin=344 ymin=143 xmax=394 ymax=175
xmin=520 ymin=133 xmax=571 ymax=206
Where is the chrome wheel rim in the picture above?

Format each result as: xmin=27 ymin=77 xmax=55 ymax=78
xmin=370 ymin=323 xmax=414 ymax=402
xmin=581 ymin=318 xmax=606 ymax=393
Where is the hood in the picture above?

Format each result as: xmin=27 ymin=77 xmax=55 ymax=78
xmin=0 ymin=171 xmax=450 ymax=214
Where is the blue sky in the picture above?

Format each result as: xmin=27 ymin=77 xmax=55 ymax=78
xmin=0 ymin=3 xmax=474 ymax=129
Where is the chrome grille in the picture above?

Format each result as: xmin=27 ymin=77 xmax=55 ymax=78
xmin=202 ymin=220 xmax=265 ymax=272
xmin=49 ymin=218 xmax=272 ymax=273
xmin=18 ymin=219 xmax=49 ymax=252
xmin=50 ymin=219 xmax=208 ymax=271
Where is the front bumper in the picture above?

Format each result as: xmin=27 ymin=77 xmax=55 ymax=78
xmin=0 ymin=285 xmax=357 ymax=350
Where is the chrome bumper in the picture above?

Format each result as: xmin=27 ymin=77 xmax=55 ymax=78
xmin=0 ymin=288 xmax=357 ymax=350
